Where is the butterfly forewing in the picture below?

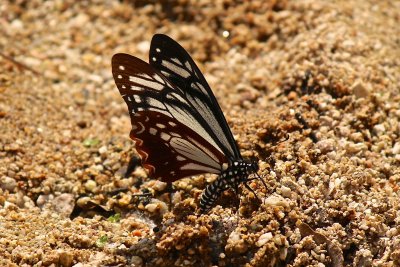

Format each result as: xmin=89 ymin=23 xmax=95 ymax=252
xmin=112 ymin=53 xmax=229 ymax=181
xmin=149 ymin=34 xmax=242 ymax=161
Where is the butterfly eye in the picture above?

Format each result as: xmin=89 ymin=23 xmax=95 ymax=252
xmin=112 ymin=34 xmax=260 ymax=212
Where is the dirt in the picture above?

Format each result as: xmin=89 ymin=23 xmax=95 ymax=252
xmin=0 ymin=0 xmax=400 ymax=266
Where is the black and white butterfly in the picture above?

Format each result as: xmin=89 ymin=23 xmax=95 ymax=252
xmin=112 ymin=34 xmax=263 ymax=212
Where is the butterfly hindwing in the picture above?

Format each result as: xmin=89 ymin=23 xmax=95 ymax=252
xmin=112 ymin=53 xmax=228 ymax=181
xmin=129 ymin=110 xmax=227 ymax=182
xmin=149 ymin=34 xmax=242 ymax=161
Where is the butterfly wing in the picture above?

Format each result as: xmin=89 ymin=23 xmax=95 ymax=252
xmin=112 ymin=53 xmax=228 ymax=182
xmin=149 ymin=34 xmax=242 ymax=161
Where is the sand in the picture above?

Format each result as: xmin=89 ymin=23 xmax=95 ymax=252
xmin=0 ymin=0 xmax=399 ymax=266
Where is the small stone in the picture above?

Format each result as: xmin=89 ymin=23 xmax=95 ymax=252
xmin=280 ymin=186 xmax=291 ymax=198
xmin=70 ymin=13 xmax=90 ymax=27
xmin=317 ymin=139 xmax=335 ymax=153
xmin=151 ymin=180 xmax=167 ymax=192
xmin=59 ymin=250 xmax=73 ymax=266
xmin=392 ymin=142 xmax=400 ymax=154
xmin=144 ymin=200 xmax=168 ymax=215
xmin=171 ymin=191 xmax=182 ymax=205
xmin=36 ymin=194 xmax=50 ymax=207
xmin=373 ymin=124 xmax=386 ymax=135
xmin=10 ymin=19 xmax=24 ymax=30
xmin=351 ymin=81 xmax=370 ymax=98
xmin=98 ymin=146 xmax=108 ymax=155
xmin=336 ymin=126 xmax=350 ymax=137
xmin=256 ymin=232 xmax=273 ymax=247
xmin=263 ymin=195 xmax=289 ymax=208
xmin=131 ymin=256 xmax=143 ymax=266
xmin=117 ymin=194 xmax=132 ymax=207
xmin=4 ymin=201 xmax=18 ymax=210
xmin=228 ymin=230 xmax=241 ymax=242
xmin=84 ymin=180 xmax=97 ymax=192
xmin=345 ymin=142 xmax=367 ymax=154
xmin=145 ymin=203 xmax=157 ymax=213
xmin=0 ymin=176 xmax=17 ymax=192
xmin=52 ymin=193 xmax=75 ymax=216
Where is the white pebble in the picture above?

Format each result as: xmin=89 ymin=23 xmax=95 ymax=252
xmin=0 ymin=176 xmax=17 ymax=192
xmin=228 ymin=230 xmax=241 ymax=242
xmin=317 ymin=139 xmax=335 ymax=153
xmin=373 ymin=124 xmax=385 ymax=135
xmin=98 ymin=146 xmax=108 ymax=155
xmin=152 ymin=180 xmax=167 ymax=191
xmin=256 ymin=232 xmax=273 ymax=247
xmin=84 ymin=180 xmax=97 ymax=192
xmin=263 ymin=195 xmax=289 ymax=208
xmin=280 ymin=186 xmax=291 ymax=198
xmin=392 ymin=142 xmax=400 ymax=154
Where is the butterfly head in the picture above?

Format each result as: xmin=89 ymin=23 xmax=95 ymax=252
xmin=227 ymin=159 xmax=259 ymax=184
xmin=247 ymin=159 xmax=259 ymax=175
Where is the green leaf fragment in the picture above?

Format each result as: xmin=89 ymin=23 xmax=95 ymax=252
xmin=108 ymin=213 xmax=121 ymax=223
xmin=83 ymin=138 xmax=100 ymax=147
xmin=96 ymin=235 xmax=108 ymax=247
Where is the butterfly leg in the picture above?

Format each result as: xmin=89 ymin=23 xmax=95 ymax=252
xmin=243 ymin=182 xmax=261 ymax=203
xmin=124 ymin=155 xmax=141 ymax=178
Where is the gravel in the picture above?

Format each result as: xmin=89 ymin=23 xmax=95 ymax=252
xmin=0 ymin=0 xmax=399 ymax=266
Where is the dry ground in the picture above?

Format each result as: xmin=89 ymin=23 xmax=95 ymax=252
xmin=0 ymin=0 xmax=400 ymax=266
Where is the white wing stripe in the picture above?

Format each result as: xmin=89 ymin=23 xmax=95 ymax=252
xmin=136 ymin=73 xmax=152 ymax=79
xmin=180 ymin=163 xmax=219 ymax=173
xmin=146 ymin=97 xmax=165 ymax=109
xmin=170 ymin=137 xmax=220 ymax=170
xmin=129 ymin=75 xmax=165 ymax=90
xmin=171 ymin=58 xmax=183 ymax=66
xmin=161 ymin=60 xmax=191 ymax=78
xmin=184 ymin=61 xmax=192 ymax=72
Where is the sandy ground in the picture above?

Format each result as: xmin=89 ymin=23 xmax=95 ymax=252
xmin=1 ymin=0 xmax=400 ymax=266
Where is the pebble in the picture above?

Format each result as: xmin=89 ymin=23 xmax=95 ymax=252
xmin=84 ymin=180 xmax=97 ymax=192
xmin=151 ymin=180 xmax=167 ymax=192
xmin=351 ymin=80 xmax=370 ymax=98
xmin=256 ymin=232 xmax=273 ymax=247
xmin=373 ymin=124 xmax=386 ymax=135
xmin=280 ymin=186 xmax=292 ymax=198
xmin=392 ymin=142 xmax=400 ymax=154
xmin=59 ymin=250 xmax=73 ymax=266
xmin=0 ymin=176 xmax=17 ymax=192
xmin=317 ymin=139 xmax=335 ymax=153
xmin=145 ymin=200 xmax=168 ymax=215
xmin=344 ymin=141 xmax=368 ymax=154
xmin=10 ymin=19 xmax=23 ymax=30
xmin=98 ymin=146 xmax=108 ymax=155
xmin=263 ymin=195 xmax=289 ymax=208
xmin=52 ymin=193 xmax=75 ymax=216
xmin=131 ymin=256 xmax=143 ymax=266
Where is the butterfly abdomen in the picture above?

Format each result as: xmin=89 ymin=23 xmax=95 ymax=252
xmin=199 ymin=160 xmax=259 ymax=212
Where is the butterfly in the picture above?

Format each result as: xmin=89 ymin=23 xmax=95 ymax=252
xmin=111 ymin=34 xmax=264 ymax=212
